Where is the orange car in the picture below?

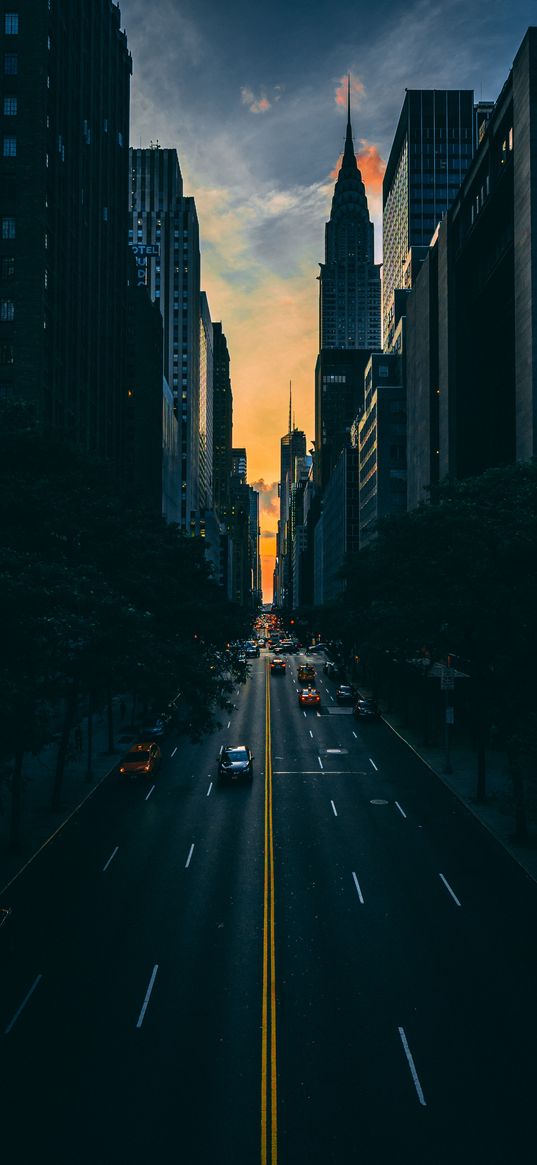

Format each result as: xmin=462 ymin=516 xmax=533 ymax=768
xmin=119 ymin=741 xmax=161 ymax=779
xmin=298 ymin=687 xmax=321 ymax=708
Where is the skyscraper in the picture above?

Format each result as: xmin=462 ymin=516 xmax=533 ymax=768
xmin=0 ymin=0 xmax=131 ymax=466
xmin=129 ymin=146 xmax=200 ymax=528
xmin=199 ymin=291 xmax=213 ymax=511
xmin=212 ymin=322 xmax=233 ymax=522
xmin=319 ymin=81 xmax=381 ymax=351
xmin=382 ymin=89 xmax=475 ymax=346
xmin=275 ymin=387 xmax=306 ymax=607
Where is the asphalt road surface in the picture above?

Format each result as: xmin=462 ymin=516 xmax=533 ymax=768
xmin=2 ymin=653 xmax=537 ymax=1164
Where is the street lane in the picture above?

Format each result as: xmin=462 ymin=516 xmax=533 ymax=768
xmin=273 ymin=655 xmax=537 ymax=1163
xmin=2 ymin=651 xmax=537 ymax=1162
xmin=1 ymin=659 xmax=266 ymax=1163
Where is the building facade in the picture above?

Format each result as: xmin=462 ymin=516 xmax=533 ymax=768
xmin=128 ymin=146 xmax=201 ymax=528
xmin=382 ymin=89 xmax=476 ymax=347
xmin=406 ymin=29 xmax=537 ymax=507
xmin=358 ymin=353 xmax=406 ymax=546
xmin=320 ymin=83 xmax=381 ymax=352
xmin=199 ymin=291 xmax=213 ymax=511
xmin=212 ymin=322 xmax=233 ymax=522
xmin=0 ymin=1 xmax=131 ymax=466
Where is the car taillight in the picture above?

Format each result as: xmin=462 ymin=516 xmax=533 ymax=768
xmin=145 ymin=764 xmax=151 ymax=771
xmin=119 ymin=767 xmax=126 ymax=773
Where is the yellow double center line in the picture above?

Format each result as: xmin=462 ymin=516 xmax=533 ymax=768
xmin=261 ymin=658 xmax=278 ymax=1164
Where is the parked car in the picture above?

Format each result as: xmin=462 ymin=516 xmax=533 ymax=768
xmin=353 ymin=697 xmax=380 ymax=721
xmin=336 ymin=684 xmax=356 ymax=705
xmin=298 ymin=687 xmax=321 ymax=708
xmin=137 ymin=717 xmax=168 ymax=740
xmin=119 ymin=741 xmax=161 ymax=779
xmin=217 ymin=744 xmax=254 ymax=783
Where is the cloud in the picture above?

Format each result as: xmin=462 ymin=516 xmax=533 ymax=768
xmin=241 ymin=86 xmax=271 ymax=114
xmin=260 ymin=529 xmax=276 ymax=540
xmin=335 ymin=73 xmax=365 ymax=108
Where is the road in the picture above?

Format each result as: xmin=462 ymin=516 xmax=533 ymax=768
xmin=1 ymin=652 xmax=537 ymax=1163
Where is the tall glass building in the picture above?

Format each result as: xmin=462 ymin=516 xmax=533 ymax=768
xmin=382 ymin=90 xmax=475 ymax=346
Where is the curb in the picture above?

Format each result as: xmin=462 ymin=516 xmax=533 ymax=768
xmin=381 ymin=714 xmax=537 ymax=889
xmin=0 ymin=758 xmax=118 ymax=897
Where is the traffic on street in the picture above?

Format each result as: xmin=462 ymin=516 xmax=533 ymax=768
xmin=2 ymin=630 xmax=537 ymax=1164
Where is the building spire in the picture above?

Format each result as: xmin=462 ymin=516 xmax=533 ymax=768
xmin=289 ymin=381 xmax=292 ymax=433
xmin=343 ymin=73 xmax=355 ymax=164
xmin=347 ymin=73 xmax=351 ymax=132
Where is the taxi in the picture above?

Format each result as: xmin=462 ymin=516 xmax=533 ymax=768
xmin=298 ymin=687 xmax=321 ymax=708
xmin=119 ymin=741 xmax=161 ymax=779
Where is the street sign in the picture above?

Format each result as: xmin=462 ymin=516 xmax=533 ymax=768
xmin=440 ymin=666 xmax=455 ymax=690
xmin=130 ymin=244 xmax=160 ymax=257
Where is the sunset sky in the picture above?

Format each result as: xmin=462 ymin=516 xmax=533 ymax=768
xmin=119 ymin=0 xmax=534 ymax=598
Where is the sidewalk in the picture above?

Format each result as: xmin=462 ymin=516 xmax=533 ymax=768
xmin=380 ymin=706 xmax=537 ymax=885
xmin=0 ymin=699 xmax=136 ymax=893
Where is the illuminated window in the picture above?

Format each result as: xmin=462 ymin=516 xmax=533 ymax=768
xmin=3 ymin=136 xmax=17 ymax=157
xmin=1 ymin=216 xmax=15 ymax=239
xmin=3 ymin=96 xmax=17 ymax=115
xmin=4 ymin=53 xmax=17 ymax=75
xmin=5 ymin=14 xmax=19 ymax=34
xmin=0 ymin=300 xmax=15 ymax=321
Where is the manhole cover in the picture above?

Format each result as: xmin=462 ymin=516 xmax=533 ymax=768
xmin=370 ymin=799 xmax=389 ymax=806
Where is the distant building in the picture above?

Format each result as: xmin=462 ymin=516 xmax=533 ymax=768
xmin=129 ymin=146 xmax=201 ymax=528
xmin=0 ymin=1 xmax=132 ymax=467
xmin=358 ymin=353 xmax=405 ymax=547
xmin=315 ymin=347 xmax=372 ymax=490
xmin=199 ymin=292 xmax=213 ymax=511
xmin=126 ymin=275 xmax=169 ymax=518
xmin=275 ymin=395 xmax=306 ymax=608
xmin=212 ymin=323 xmax=233 ymax=522
xmin=315 ymin=445 xmax=360 ymax=604
xmin=382 ymin=89 xmax=476 ymax=347
xmin=320 ymin=80 xmax=381 ymax=351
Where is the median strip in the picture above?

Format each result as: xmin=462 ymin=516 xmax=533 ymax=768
xmin=261 ymin=659 xmax=278 ymax=1165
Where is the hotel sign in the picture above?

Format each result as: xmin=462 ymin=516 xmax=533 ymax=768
xmin=129 ymin=243 xmax=160 ymax=287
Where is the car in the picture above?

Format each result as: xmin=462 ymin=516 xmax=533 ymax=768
xmin=217 ymin=744 xmax=254 ymax=783
xmin=270 ymin=657 xmax=286 ymax=674
xmin=298 ymin=687 xmax=321 ymax=708
xmin=353 ymin=696 xmax=380 ymax=720
xmin=245 ymin=642 xmax=260 ymax=658
xmin=137 ymin=717 xmax=168 ymax=740
xmin=323 ymin=660 xmax=338 ymax=677
xmin=336 ymin=684 xmax=356 ymax=705
xmin=119 ymin=741 xmax=161 ymax=779
xmin=298 ymin=664 xmax=316 ymax=684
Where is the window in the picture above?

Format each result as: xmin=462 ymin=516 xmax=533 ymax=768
xmin=3 ymin=135 xmax=16 ymax=157
xmin=0 ymin=342 xmax=14 ymax=365
xmin=0 ymin=300 xmax=15 ymax=321
xmin=1 ymin=216 xmax=15 ymax=239
xmin=3 ymin=96 xmax=17 ymax=116
xmin=1 ymin=256 xmax=15 ymax=278
xmin=4 ymin=53 xmax=18 ymax=74
xmin=5 ymin=14 xmax=19 ymax=34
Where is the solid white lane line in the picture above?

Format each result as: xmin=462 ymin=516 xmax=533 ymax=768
xmin=439 ymin=873 xmax=462 ymax=907
xmin=227 ymin=721 xmax=231 ymax=729
xmin=309 ymin=730 xmax=314 ymax=739
xmin=185 ymin=843 xmax=195 ymax=869
xmin=102 ymin=846 xmax=119 ymax=872
xmin=171 ymin=746 xmax=178 ymax=758
xmin=318 ymin=756 xmax=324 ymax=770
xmin=331 ymin=800 xmax=338 ymax=817
xmin=369 ymin=758 xmax=378 ymax=771
xmin=207 ymin=782 xmax=213 ymax=796
xmin=136 ymin=965 xmax=159 ymax=1029
xmin=398 ymin=1027 xmax=427 ymax=1106
xmin=395 ymin=801 xmax=407 ymax=819
xmin=4 ymin=975 xmax=43 ymax=1035
xmin=352 ymin=731 xmax=358 ymax=739
xmin=352 ymin=872 xmax=364 ymax=904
